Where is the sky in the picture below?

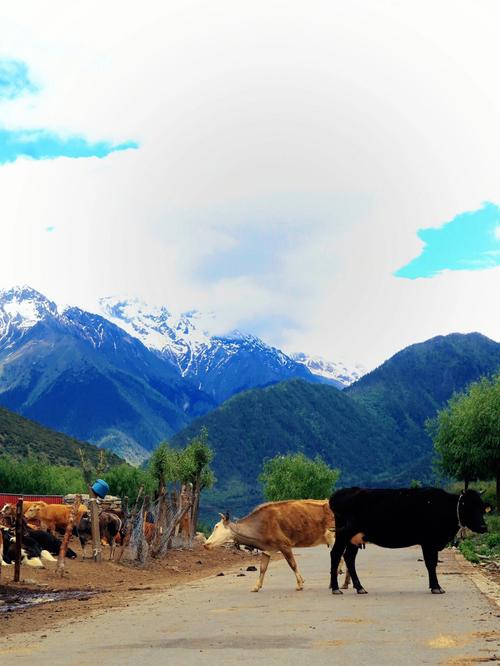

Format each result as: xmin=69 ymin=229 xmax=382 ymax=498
xmin=0 ymin=1 xmax=499 ymax=370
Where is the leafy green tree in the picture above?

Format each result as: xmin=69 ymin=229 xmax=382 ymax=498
xmin=428 ymin=374 xmax=500 ymax=510
xmin=149 ymin=442 xmax=182 ymax=493
xmin=0 ymin=455 xmax=86 ymax=494
xmin=178 ymin=428 xmax=215 ymax=534
xmin=259 ymin=452 xmax=340 ymax=501
xmin=105 ymin=463 xmax=155 ymax=503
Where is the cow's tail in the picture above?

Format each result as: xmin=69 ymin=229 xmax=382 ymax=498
xmin=40 ymin=549 xmax=57 ymax=562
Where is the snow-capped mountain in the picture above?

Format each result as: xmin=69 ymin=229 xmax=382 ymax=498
xmin=99 ymin=297 xmax=315 ymax=403
xmin=291 ymin=352 xmax=365 ymax=388
xmin=0 ymin=286 xmax=214 ymax=462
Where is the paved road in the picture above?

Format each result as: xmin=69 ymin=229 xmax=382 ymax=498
xmin=2 ymin=546 xmax=499 ymax=665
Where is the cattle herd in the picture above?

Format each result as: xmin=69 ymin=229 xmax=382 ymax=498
xmin=0 ymin=486 xmax=491 ymax=598
xmin=0 ymin=500 xmax=129 ymax=569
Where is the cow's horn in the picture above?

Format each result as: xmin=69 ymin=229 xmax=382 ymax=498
xmin=224 ymin=511 xmax=230 ymax=521
xmin=478 ymin=489 xmax=486 ymax=496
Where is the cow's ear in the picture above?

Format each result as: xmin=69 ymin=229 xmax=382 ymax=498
xmin=484 ymin=504 xmax=492 ymax=513
xmin=224 ymin=511 xmax=230 ymax=523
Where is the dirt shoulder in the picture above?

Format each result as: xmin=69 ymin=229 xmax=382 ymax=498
xmin=0 ymin=542 xmax=261 ymax=637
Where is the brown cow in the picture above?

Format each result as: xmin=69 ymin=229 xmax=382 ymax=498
xmin=204 ymin=499 xmax=351 ymax=592
xmin=25 ymin=503 xmax=88 ymax=535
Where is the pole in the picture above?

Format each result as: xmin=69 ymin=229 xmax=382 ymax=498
xmin=117 ymin=486 xmax=143 ymax=563
xmin=88 ymin=486 xmax=102 ymax=562
xmin=57 ymin=494 xmax=82 ymax=576
xmin=14 ymin=498 xmax=23 ymax=582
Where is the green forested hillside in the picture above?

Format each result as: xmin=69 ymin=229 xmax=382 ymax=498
xmin=172 ymin=379 xmax=406 ymax=516
xmin=347 ymin=332 xmax=500 ymax=458
xmin=0 ymin=406 xmax=123 ymax=467
xmin=172 ymin=332 xmax=500 ymax=517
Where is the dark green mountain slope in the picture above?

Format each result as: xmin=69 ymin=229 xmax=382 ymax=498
xmin=172 ymin=379 xmax=405 ymax=515
xmin=346 ymin=332 xmax=500 ymax=459
xmin=0 ymin=406 xmax=124 ymax=467
xmin=172 ymin=332 xmax=500 ymax=518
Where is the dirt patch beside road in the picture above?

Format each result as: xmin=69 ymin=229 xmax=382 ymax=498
xmin=0 ymin=543 xmax=260 ymax=637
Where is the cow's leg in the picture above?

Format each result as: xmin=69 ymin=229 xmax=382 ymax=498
xmin=343 ymin=542 xmax=367 ymax=594
xmin=340 ymin=558 xmax=351 ymax=589
xmin=252 ymin=551 xmax=271 ymax=592
xmin=330 ymin=536 xmax=347 ymax=593
xmin=280 ymin=546 xmax=304 ymax=591
xmin=422 ymin=545 xmax=444 ymax=594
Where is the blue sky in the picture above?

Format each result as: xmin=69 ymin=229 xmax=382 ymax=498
xmin=0 ymin=59 xmax=37 ymax=100
xmin=0 ymin=58 xmax=137 ymax=163
xmin=0 ymin=2 xmax=499 ymax=369
xmin=396 ymin=203 xmax=500 ymax=279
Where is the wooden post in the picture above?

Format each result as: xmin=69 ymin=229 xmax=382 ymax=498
xmin=57 ymin=494 xmax=82 ymax=576
xmin=116 ymin=486 xmax=143 ymax=563
xmin=136 ymin=496 xmax=149 ymax=562
xmin=14 ymin=498 xmax=23 ymax=582
xmin=88 ymin=488 xmax=102 ymax=563
xmin=150 ymin=488 xmax=168 ymax=558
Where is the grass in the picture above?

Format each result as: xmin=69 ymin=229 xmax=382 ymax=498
xmin=458 ymin=514 xmax=500 ymax=564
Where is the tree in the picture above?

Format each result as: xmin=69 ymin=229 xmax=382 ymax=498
xmin=259 ymin=452 xmax=340 ymax=501
xmin=427 ymin=373 xmax=500 ymax=510
xmin=178 ymin=428 xmax=215 ymax=536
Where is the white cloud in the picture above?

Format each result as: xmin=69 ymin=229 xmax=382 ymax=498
xmin=1 ymin=0 xmax=499 ymax=369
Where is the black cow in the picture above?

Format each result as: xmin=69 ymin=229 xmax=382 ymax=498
xmin=27 ymin=529 xmax=78 ymax=559
xmin=1 ymin=529 xmax=44 ymax=567
xmin=329 ymin=487 xmax=490 ymax=595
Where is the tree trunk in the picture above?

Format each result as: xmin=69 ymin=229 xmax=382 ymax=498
xmin=57 ymin=494 xmax=82 ymax=576
xmin=150 ymin=488 xmax=168 ymax=558
xmin=14 ymin=498 xmax=23 ymax=582
xmin=464 ymin=477 xmax=469 ymax=491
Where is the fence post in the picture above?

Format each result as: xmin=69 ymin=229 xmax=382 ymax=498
xmin=150 ymin=488 xmax=167 ymax=558
xmin=88 ymin=490 xmax=102 ymax=563
xmin=136 ymin=496 xmax=149 ymax=562
xmin=57 ymin=494 xmax=82 ymax=576
xmin=117 ymin=486 xmax=143 ymax=563
xmin=14 ymin=498 xmax=23 ymax=582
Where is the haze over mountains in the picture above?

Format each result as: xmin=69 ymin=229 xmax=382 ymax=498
xmin=0 ymin=286 xmax=358 ymax=461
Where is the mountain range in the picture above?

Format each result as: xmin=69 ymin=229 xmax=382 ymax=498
xmin=0 ymin=286 xmax=357 ymax=460
xmin=172 ymin=332 xmax=500 ymax=517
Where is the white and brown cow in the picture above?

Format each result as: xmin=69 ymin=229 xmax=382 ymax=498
xmin=204 ymin=499 xmax=350 ymax=592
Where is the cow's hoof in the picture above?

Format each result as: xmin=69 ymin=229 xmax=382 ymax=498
xmin=332 ymin=589 xmax=343 ymax=595
xmin=341 ymin=584 xmax=349 ymax=589
xmin=356 ymin=588 xmax=368 ymax=594
xmin=251 ymin=587 xmax=260 ymax=593
xmin=431 ymin=588 xmax=445 ymax=594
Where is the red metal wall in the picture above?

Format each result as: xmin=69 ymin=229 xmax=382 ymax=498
xmin=0 ymin=493 xmax=63 ymax=510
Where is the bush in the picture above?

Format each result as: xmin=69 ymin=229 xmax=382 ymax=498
xmin=259 ymin=452 xmax=340 ymax=501
xmin=0 ymin=454 xmax=86 ymax=494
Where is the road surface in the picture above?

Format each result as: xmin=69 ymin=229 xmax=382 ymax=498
xmin=2 ymin=545 xmax=498 ymax=665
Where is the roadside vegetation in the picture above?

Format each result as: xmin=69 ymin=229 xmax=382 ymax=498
xmin=427 ymin=373 xmax=499 ymax=565
xmin=0 ymin=429 xmax=215 ymax=512
xmin=259 ymin=452 xmax=340 ymax=501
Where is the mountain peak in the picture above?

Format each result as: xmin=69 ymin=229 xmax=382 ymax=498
xmin=0 ymin=285 xmax=58 ymax=335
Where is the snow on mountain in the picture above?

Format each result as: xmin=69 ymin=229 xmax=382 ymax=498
xmin=99 ymin=297 xmax=215 ymax=375
xmin=99 ymin=296 xmax=314 ymax=402
xmin=0 ymin=285 xmax=58 ymax=351
xmin=291 ymin=352 xmax=365 ymax=387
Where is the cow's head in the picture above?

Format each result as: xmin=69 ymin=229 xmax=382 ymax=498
xmin=460 ymin=489 xmax=491 ymax=534
xmin=24 ymin=503 xmax=43 ymax=520
xmin=204 ymin=512 xmax=233 ymax=550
